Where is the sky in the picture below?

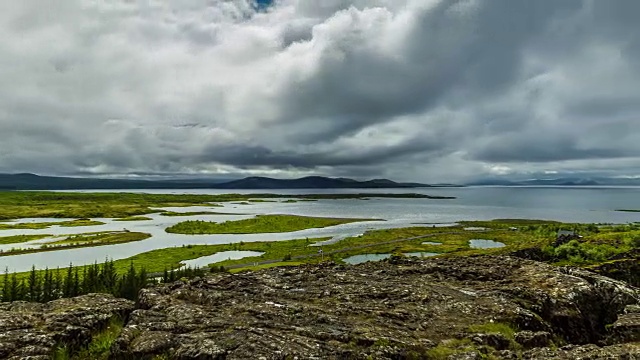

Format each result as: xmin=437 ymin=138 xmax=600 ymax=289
xmin=0 ymin=0 xmax=639 ymax=183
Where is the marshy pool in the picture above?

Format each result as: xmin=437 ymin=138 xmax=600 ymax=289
xmin=178 ymin=251 xmax=265 ymax=269
xmin=469 ymin=239 xmax=505 ymax=249
xmin=404 ymin=252 xmax=439 ymax=258
xmin=343 ymin=252 xmax=439 ymax=264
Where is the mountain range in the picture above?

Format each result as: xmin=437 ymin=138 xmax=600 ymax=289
xmin=0 ymin=173 xmax=451 ymax=190
xmin=467 ymin=177 xmax=640 ymax=186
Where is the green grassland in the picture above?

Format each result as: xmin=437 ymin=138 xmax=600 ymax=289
xmin=114 ymin=216 xmax=153 ymax=221
xmin=0 ymin=219 xmax=105 ymax=230
xmin=165 ymin=214 xmax=381 ymax=234
xmin=0 ymin=234 xmax=52 ymax=245
xmin=0 ymin=231 xmax=150 ymax=257
xmin=159 ymin=211 xmax=235 ymax=217
xmin=0 ymin=191 xmax=444 ymax=220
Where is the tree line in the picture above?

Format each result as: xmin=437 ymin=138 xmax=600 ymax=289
xmin=0 ymin=261 xmax=210 ymax=303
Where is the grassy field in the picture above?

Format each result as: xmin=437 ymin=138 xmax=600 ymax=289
xmin=0 ymin=231 xmax=150 ymax=257
xmin=159 ymin=211 xmax=234 ymax=217
xmin=0 ymin=219 xmax=105 ymax=230
xmin=114 ymin=216 xmax=153 ymax=221
xmin=0 ymin=234 xmax=52 ymax=245
xmin=0 ymin=191 xmax=446 ymax=220
xmin=165 ymin=214 xmax=380 ymax=234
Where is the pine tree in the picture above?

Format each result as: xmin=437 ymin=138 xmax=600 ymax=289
xmin=2 ymin=268 xmax=10 ymax=302
xmin=27 ymin=265 xmax=41 ymax=302
xmin=9 ymin=273 xmax=23 ymax=301
xmin=72 ymin=268 xmax=80 ymax=297
xmin=54 ymin=268 xmax=63 ymax=300
xmin=100 ymin=260 xmax=118 ymax=294
xmin=42 ymin=268 xmax=53 ymax=302
xmin=63 ymin=263 xmax=74 ymax=297
xmin=81 ymin=266 xmax=89 ymax=294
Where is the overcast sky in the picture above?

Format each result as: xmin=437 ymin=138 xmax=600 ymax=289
xmin=1 ymin=0 xmax=639 ymax=182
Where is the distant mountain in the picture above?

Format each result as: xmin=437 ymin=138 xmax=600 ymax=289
xmin=215 ymin=176 xmax=435 ymax=189
xmin=0 ymin=173 xmax=198 ymax=190
xmin=467 ymin=177 xmax=640 ymax=186
xmin=0 ymin=173 xmax=452 ymax=190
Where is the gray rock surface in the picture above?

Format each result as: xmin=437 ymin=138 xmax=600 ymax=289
xmin=0 ymin=293 xmax=134 ymax=359
xmin=0 ymin=256 xmax=637 ymax=359
xmin=108 ymin=255 xmax=639 ymax=359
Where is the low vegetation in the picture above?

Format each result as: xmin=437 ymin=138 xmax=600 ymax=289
xmin=159 ymin=211 xmax=230 ymax=217
xmin=0 ymin=231 xmax=150 ymax=257
xmin=53 ymin=317 xmax=125 ymax=360
xmin=0 ymin=234 xmax=51 ymax=245
xmin=0 ymin=219 xmax=105 ymax=230
xmin=165 ymin=214 xmax=379 ymax=234
xmin=113 ymin=216 xmax=152 ymax=221
xmin=0 ymin=191 xmax=445 ymax=220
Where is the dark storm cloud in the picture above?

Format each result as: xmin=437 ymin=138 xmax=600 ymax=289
xmin=0 ymin=0 xmax=639 ymax=182
xmin=199 ymin=136 xmax=441 ymax=168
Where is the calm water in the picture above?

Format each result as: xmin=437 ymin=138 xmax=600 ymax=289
xmin=343 ymin=252 xmax=439 ymax=264
xmin=178 ymin=251 xmax=264 ymax=269
xmin=343 ymin=253 xmax=392 ymax=264
xmin=1 ymin=186 xmax=638 ymax=272
xmin=468 ymin=239 xmax=506 ymax=249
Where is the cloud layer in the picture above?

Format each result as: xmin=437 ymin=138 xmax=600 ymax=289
xmin=1 ymin=0 xmax=639 ymax=182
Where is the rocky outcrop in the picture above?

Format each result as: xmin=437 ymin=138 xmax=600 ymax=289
xmin=0 ymin=293 xmax=134 ymax=359
xmin=590 ymin=255 xmax=640 ymax=288
xmin=108 ymin=255 xmax=639 ymax=359
xmin=0 ymin=256 xmax=637 ymax=359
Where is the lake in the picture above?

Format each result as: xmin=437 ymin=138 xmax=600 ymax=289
xmin=1 ymin=186 xmax=638 ymax=272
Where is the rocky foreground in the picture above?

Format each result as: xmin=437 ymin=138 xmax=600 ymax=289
xmin=1 ymin=255 xmax=639 ymax=359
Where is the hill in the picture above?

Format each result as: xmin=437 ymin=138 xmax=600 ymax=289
xmin=467 ymin=176 xmax=640 ymax=186
xmin=0 ymin=173 xmax=449 ymax=190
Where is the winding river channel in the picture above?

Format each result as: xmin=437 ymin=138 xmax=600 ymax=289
xmin=1 ymin=186 xmax=638 ymax=272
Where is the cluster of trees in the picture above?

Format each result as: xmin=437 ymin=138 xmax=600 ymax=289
xmin=523 ymin=223 xmax=600 ymax=237
xmin=1 ymin=261 xmax=148 ymax=303
xmin=0 ymin=261 xmax=223 ymax=304
xmin=161 ymin=266 xmax=208 ymax=283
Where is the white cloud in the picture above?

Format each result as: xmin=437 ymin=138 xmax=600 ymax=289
xmin=0 ymin=0 xmax=639 ymax=182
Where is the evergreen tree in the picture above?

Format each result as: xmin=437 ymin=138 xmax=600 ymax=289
xmin=72 ymin=268 xmax=80 ymax=297
xmin=2 ymin=268 xmax=9 ymax=302
xmin=54 ymin=268 xmax=63 ymax=300
xmin=27 ymin=265 xmax=41 ymax=302
xmin=63 ymin=263 xmax=74 ymax=297
xmin=42 ymin=268 xmax=54 ymax=302
xmin=100 ymin=260 xmax=118 ymax=294
xmin=8 ymin=273 xmax=23 ymax=301
xmin=162 ymin=268 xmax=169 ymax=283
